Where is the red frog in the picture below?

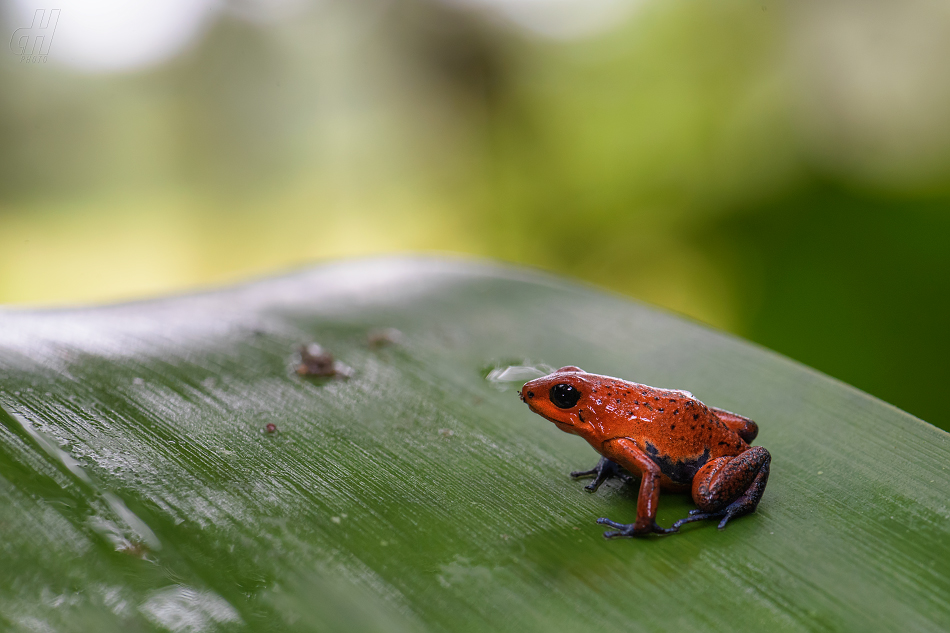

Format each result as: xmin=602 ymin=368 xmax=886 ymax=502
xmin=520 ymin=366 xmax=770 ymax=538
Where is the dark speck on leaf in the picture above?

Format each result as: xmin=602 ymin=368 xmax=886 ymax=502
xmin=266 ymin=423 xmax=277 ymax=433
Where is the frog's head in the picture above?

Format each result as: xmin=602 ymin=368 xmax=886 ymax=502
xmin=520 ymin=366 xmax=595 ymax=436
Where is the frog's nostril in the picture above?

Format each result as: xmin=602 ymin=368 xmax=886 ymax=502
xmin=527 ymin=391 xmax=534 ymax=399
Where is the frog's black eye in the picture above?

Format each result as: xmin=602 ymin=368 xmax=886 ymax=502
xmin=550 ymin=383 xmax=581 ymax=409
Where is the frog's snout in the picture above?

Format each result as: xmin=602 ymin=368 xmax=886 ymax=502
xmin=518 ymin=385 xmax=535 ymax=404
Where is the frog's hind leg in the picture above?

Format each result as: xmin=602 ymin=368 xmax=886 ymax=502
xmin=710 ymin=407 xmax=758 ymax=443
xmin=672 ymin=446 xmax=770 ymax=531
xmin=570 ymin=456 xmax=634 ymax=492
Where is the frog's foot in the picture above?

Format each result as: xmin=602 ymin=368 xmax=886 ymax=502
xmin=570 ymin=457 xmax=634 ymax=492
xmin=671 ymin=496 xmax=757 ymax=530
xmin=596 ymin=517 xmax=678 ymax=538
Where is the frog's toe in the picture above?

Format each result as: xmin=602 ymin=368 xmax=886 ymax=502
xmin=597 ymin=517 xmax=678 ymax=538
xmin=570 ymin=467 xmax=598 ymax=478
xmin=671 ymin=511 xmax=723 ymax=531
xmin=596 ymin=518 xmax=637 ymax=539
xmin=569 ymin=466 xmax=608 ymax=492
xmin=584 ymin=473 xmax=610 ymax=492
xmin=571 ymin=467 xmax=606 ymax=492
xmin=716 ymin=507 xmax=747 ymax=530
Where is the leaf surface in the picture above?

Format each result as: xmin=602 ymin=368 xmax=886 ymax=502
xmin=1 ymin=257 xmax=948 ymax=632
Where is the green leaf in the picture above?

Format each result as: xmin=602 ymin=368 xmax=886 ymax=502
xmin=1 ymin=257 xmax=948 ymax=632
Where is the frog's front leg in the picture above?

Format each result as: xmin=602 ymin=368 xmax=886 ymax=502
xmin=672 ymin=446 xmax=770 ymax=531
xmin=570 ymin=456 xmax=634 ymax=492
xmin=594 ymin=438 xmax=677 ymax=538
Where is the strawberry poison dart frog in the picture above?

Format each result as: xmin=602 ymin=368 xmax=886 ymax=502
xmin=520 ymin=367 xmax=770 ymax=538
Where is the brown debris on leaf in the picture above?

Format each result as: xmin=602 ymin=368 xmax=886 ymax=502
xmin=367 ymin=328 xmax=404 ymax=348
xmin=117 ymin=540 xmax=150 ymax=559
xmin=296 ymin=343 xmax=352 ymax=378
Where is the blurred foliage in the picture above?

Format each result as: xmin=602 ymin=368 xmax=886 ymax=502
xmin=0 ymin=0 xmax=948 ymax=428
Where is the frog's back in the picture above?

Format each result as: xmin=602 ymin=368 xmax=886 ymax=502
xmin=593 ymin=377 xmax=748 ymax=486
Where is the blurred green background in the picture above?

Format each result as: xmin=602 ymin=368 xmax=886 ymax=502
xmin=1 ymin=0 xmax=948 ymax=429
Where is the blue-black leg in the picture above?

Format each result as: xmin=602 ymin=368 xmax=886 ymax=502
xmin=570 ymin=456 xmax=634 ymax=492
